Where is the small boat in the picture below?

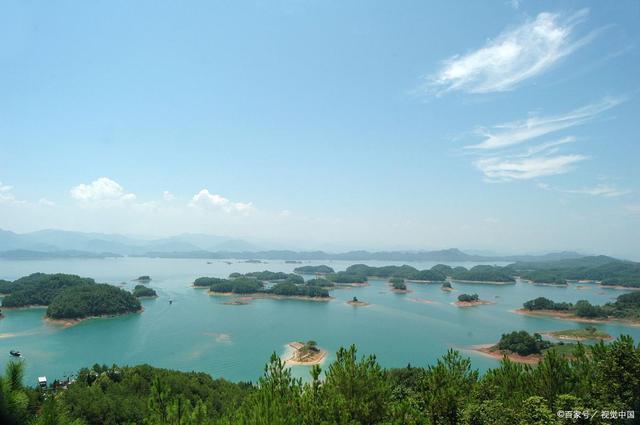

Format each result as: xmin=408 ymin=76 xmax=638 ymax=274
xmin=10 ymin=350 xmax=21 ymax=357
xmin=169 ymin=300 xmax=173 ymax=305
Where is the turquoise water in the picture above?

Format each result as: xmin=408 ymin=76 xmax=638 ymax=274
xmin=1 ymin=257 xmax=638 ymax=386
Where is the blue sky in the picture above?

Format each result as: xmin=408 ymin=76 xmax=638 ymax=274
xmin=1 ymin=0 xmax=639 ymax=258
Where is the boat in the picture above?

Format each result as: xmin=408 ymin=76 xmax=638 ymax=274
xmin=10 ymin=350 xmax=21 ymax=357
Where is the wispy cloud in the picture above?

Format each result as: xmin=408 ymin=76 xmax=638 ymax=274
xmin=467 ymin=97 xmax=621 ymax=150
xmin=427 ymin=10 xmax=593 ymax=94
xmin=189 ymin=189 xmax=253 ymax=214
xmin=0 ymin=182 xmax=26 ymax=205
xmin=70 ymin=177 xmax=136 ymax=202
xmin=475 ymin=154 xmax=587 ymax=181
xmin=539 ymin=183 xmax=631 ymax=198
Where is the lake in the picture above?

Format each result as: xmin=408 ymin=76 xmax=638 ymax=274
xmin=1 ymin=257 xmax=638 ymax=386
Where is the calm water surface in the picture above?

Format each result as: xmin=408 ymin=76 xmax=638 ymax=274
xmin=1 ymin=257 xmax=638 ymax=385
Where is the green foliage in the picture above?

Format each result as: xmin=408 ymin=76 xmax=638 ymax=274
xmin=520 ymin=271 xmax=567 ymax=285
xmin=450 ymin=265 xmax=515 ymax=283
xmin=326 ymin=272 xmax=368 ymax=284
xmin=132 ymin=285 xmax=157 ymax=298
xmin=268 ymin=282 xmax=329 ymax=298
xmin=1 ymin=273 xmax=95 ymax=307
xmin=193 ymin=277 xmax=226 ymax=287
xmin=390 ymin=278 xmax=407 ymax=290
xmin=457 ymin=293 xmax=479 ymax=302
xmin=5 ymin=336 xmax=640 ymax=424
xmin=509 ymin=255 xmax=640 ymax=288
xmin=210 ymin=278 xmax=263 ymax=294
xmin=46 ymin=284 xmax=141 ymax=319
xmin=292 ymin=265 xmax=334 ymax=274
xmin=574 ymin=300 xmax=607 ymax=318
xmin=497 ymin=331 xmax=552 ymax=356
xmin=304 ymin=278 xmax=335 ymax=287
xmin=523 ymin=297 xmax=571 ymax=311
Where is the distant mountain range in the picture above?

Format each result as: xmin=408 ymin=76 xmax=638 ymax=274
xmin=0 ymin=229 xmax=589 ymax=262
xmin=0 ymin=229 xmax=261 ymax=255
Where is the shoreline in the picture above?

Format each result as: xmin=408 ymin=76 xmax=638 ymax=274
xmin=44 ymin=307 xmax=144 ymax=328
xmin=284 ymin=342 xmax=328 ymax=366
xmin=450 ymin=279 xmax=515 ymax=285
xmin=469 ymin=344 xmax=541 ymax=365
xmin=209 ymin=291 xmax=332 ymax=302
xmin=453 ymin=300 xmax=494 ymax=308
xmin=347 ymin=300 xmax=370 ymax=307
xmin=540 ymin=331 xmax=613 ymax=342
xmin=512 ymin=309 xmax=640 ymax=327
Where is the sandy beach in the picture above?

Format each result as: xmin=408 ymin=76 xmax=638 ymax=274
xmin=284 ymin=342 xmax=327 ymax=366
xmin=44 ymin=308 xmax=144 ymax=328
xmin=347 ymin=300 xmax=370 ymax=307
xmin=469 ymin=344 xmax=541 ymax=365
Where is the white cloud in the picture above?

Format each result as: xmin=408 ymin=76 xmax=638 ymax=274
xmin=518 ymin=136 xmax=576 ymax=157
xmin=428 ymin=10 xmax=592 ymax=94
xmin=0 ymin=182 xmax=25 ymax=205
xmin=475 ymin=154 xmax=587 ymax=181
xmin=189 ymin=189 xmax=253 ymax=214
xmin=540 ymin=183 xmax=631 ymax=198
xmin=163 ymin=191 xmax=176 ymax=201
xmin=627 ymin=205 xmax=640 ymax=216
xmin=70 ymin=177 xmax=136 ymax=202
xmin=468 ymin=98 xmax=621 ymax=150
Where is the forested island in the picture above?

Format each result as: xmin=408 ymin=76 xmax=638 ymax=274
xmin=517 ymin=292 xmax=640 ymax=323
xmin=46 ymin=284 xmax=141 ymax=323
xmin=132 ymin=285 xmax=158 ymax=298
xmin=454 ymin=293 xmax=492 ymax=307
xmin=507 ymin=255 xmax=640 ymax=288
xmin=1 ymin=336 xmax=638 ymax=424
xmin=389 ymin=278 xmax=408 ymax=292
xmin=193 ymin=272 xmax=331 ymax=300
xmin=293 ymin=265 xmax=335 ymax=274
xmin=0 ymin=273 xmax=142 ymax=323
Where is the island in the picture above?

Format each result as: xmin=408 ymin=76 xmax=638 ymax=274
xmin=449 ymin=265 xmax=515 ymax=284
xmin=454 ymin=293 xmax=492 ymax=307
xmin=46 ymin=283 xmax=142 ymax=325
xmin=347 ymin=296 xmax=369 ymax=307
xmin=193 ymin=277 xmax=226 ymax=287
xmin=543 ymin=326 xmax=612 ymax=341
xmin=285 ymin=341 xmax=327 ymax=365
xmin=0 ymin=273 xmax=96 ymax=308
xmin=389 ymin=278 xmax=409 ymax=293
xmin=342 ymin=264 xmax=446 ymax=282
xmin=507 ymin=255 xmax=640 ymax=288
xmin=132 ymin=285 xmax=157 ymax=298
xmin=293 ymin=265 xmax=335 ymax=274
xmin=326 ymin=272 xmax=368 ymax=286
xmin=134 ymin=276 xmax=152 ymax=283
xmin=472 ymin=330 xmax=583 ymax=364
xmin=515 ymin=292 xmax=640 ymax=324
xmin=202 ymin=274 xmax=331 ymax=301
xmin=284 ymin=260 xmax=302 ymax=264
xmin=441 ymin=281 xmax=453 ymax=291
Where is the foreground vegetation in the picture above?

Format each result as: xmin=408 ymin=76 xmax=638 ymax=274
xmin=1 ymin=336 xmax=639 ymax=424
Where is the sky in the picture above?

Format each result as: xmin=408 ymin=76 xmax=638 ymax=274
xmin=0 ymin=0 xmax=639 ymax=258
